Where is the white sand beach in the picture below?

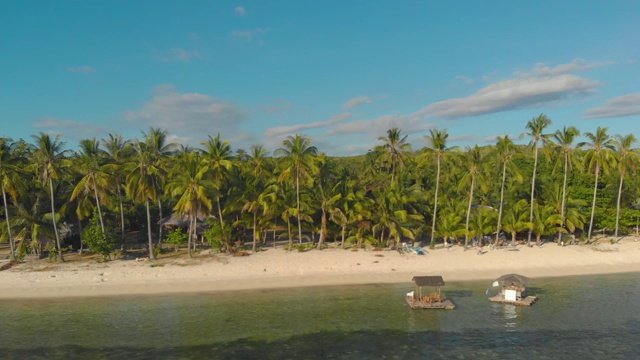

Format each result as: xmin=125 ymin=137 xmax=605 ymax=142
xmin=2 ymin=237 xmax=640 ymax=299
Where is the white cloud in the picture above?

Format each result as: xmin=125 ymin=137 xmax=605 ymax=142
xmin=415 ymin=74 xmax=601 ymax=119
xmin=341 ymin=96 xmax=372 ymax=110
xmin=264 ymin=113 xmax=351 ymax=137
xmin=123 ymin=85 xmax=247 ymax=138
xmin=454 ymin=75 xmax=474 ymax=85
xmin=235 ymin=6 xmax=246 ymax=16
xmin=230 ymin=28 xmax=271 ymax=41
xmin=583 ymin=93 xmax=640 ymax=119
xmin=32 ymin=117 xmax=109 ymax=141
xmin=261 ymin=99 xmax=294 ymax=114
xmin=157 ymin=48 xmax=201 ymax=63
xmin=533 ymin=58 xmax=614 ymax=76
xmin=329 ymin=114 xmax=435 ymax=136
xmin=67 ymin=66 xmax=95 ymax=73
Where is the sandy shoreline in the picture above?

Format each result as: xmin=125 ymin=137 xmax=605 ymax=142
xmin=2 ymin=238 xmax=640 ymax=299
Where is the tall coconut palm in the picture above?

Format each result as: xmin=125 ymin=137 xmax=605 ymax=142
xmin=166 ymin=152 xmax=213 ymax=258
xmin=377 ymin=128 xmax=411 ymax=185
xmin=143 ymin=128 xmax=175 ymax=242
xmin=579 ymin=127 xmax=615 ymax=241
xmin=459 ymin=145 xmax=487 ymax=249
xmin=612 ymin=133 xmax=637 ymax=238
xmin=274 ymin=134 xmax=318 ymax=244
xmin=0 ymin=138 xmax=25 ymax=259
xmin=201 ymin=134 xmax=234 ymax=232
xmin=314 ymin=154 xmax=341 ymax=250
xmin=422 ymin=128 xmax=450 ymax=249
xmin=30 ymin=132 xmax=68 ymax=261
xmin=493 ymin=135 xmax=521 ymax=246
xmin=524 ymin=113 xmax=552 ymax=245
xmin=102 ymin=134 xmax=133 ymax=243
xmin=549 ymin=126 xmax=580 ymax=242
xmin=70 ymin=138 xmax=109 ymax=233
xmin=125 ymin=136 xmax=166 ymax=260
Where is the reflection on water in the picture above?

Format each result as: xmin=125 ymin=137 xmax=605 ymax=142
xmin=1 ymin=273 xmax=640 ymax=359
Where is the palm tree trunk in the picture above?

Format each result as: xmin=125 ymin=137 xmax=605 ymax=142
xmin=587 ymin=162 xmax=600 ymax=241
xmin=252 ymin=211 xmax=257 ymax=252
xmin=464 ymin=175 xmax=476 ymax=249
xmin=2 ymin=185 xmax=16 ymax=260
xmin=614 ymin=169 xmax=625 ymax=238
xmin=78 ymin=218 xmax=84 ymax=255
xmin=287 ymin=218 xmax=293 ymax=251
xmin=558 ymin=152 xmax=569 ymax=242
xmin=157 ymin=198 xmax=163 ymax=245
xmin=216 ymin=196 xmax=224 ymax=230
xmin=341 ymin=224 xmax=346 ymax=249
xmin=296 ymin=168 xmax=302 ymax=244
xmin=430 ymin=157 xmax=441 ymax=249
xmin=528 ymin=143 xmax=539 ymax=245
xmin=187 ymin=210 xmax=194 ymax=258
xmin=495 ymin=162 xmax=507 ymax=246
xmin=49 ymin=178 xmax=64 ymax=262
xmin=92 ymin=177 xmax=105 ymax=233
xmin=317 ymin=208 xmax=327 ymax=250
xmin=117 ymin=182 xmax=126 ymax=249
xmin=146 ymin=199 xmax=155 ymax=259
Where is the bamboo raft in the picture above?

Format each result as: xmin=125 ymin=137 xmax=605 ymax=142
xmin=406 ymin=295 xmax=456 ymax=310
xmin=488 ymin=294 xmax=538 ymax=306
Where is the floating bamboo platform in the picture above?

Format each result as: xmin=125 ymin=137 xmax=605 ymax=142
xmin=488 ymin=294 xmax=538 ymax=306
xmin=405 ymin=297 xmax=456 ymax=310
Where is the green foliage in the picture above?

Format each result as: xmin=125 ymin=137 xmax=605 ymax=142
xmin=165 ymin=227 xmax=188 ymax=251
xmin=204 ymin=219 xmax=232 ymax=253
xmin=82 ymin=213 xmax=117 ymax=260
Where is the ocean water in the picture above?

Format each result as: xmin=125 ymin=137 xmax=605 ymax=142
xmin=1 ymin=273 xmax=640 ymax=359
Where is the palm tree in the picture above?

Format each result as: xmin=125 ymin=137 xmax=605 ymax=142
xmin=70 ymin=138 xmax=109 ymax=233
xmin=501 ymin=199 xmax=533 ymax=245
xmin=143 ymin=128 xmax=175 ymax=242
xmin=166 ymin=152 xmax=213 ymax=258
xmin=459 ymin=145 xmax=486 ymax=249
xmin=102 ymin=134 xmax=133 ymax=243
xmin=532 ymin=204 xmax=565 ymax=246
xmin=493 ymin=135 xmax=521 ymax=246
xmin=524 ymin=114 xmax=552 ymax=245
xmin=201 ymin=134 xmax=234 ymax=232
xmin=377 ymin=128 xmax=411 ymax=185
xmin=125 ymin=135 xmax=166 ymax=259
xmin=31 ymin=132 xmax=68 ymax=261
xmin=422 ymin=128 xmax=450 ymax=249
xmin=579 ymin=127 xmax=615 ymax=241
xmin=0 ymin=138 xmax=25 ymax=259
xmin=612 ymin=133 xmax=637 ymax=238
xmin=274 ymin=134 xmax=318 ymax=245
xmin=549 ymin=126 xmax=580 ymax=242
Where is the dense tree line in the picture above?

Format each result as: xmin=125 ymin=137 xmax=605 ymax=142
xmin=1 ymin=114 xmax=639 ymax=261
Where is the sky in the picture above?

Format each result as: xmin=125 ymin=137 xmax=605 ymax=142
xmin=1 ymin=0 xmax=639 ymax=156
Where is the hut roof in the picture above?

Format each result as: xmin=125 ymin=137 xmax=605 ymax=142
xmin=411 ymin=276 xmax=445 ymax=287
xmin=496 ymin=273 xmax=531 ymax=286
xmin=157 ymin=211 xmax=213 ymax=227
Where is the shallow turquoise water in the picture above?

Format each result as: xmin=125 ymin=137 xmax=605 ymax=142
xmin=1 ymin=273 xmax=639 ymax=359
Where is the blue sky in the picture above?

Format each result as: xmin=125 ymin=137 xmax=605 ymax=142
xmin=2 ymin=1 xmax=639 ymax=155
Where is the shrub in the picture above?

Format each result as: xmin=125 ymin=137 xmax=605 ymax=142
xmin=165 ymin=228 xmax=188 ymax=251
xmin=82 ymin=213 xmax=117 ymax=261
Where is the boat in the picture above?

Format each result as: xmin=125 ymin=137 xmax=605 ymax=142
xmin=487 ymin=273 xmax=538 ymax=306
xmin=405 ymin=275 xmax=455 ymax=310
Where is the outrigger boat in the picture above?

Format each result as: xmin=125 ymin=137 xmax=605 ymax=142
xmin=488 ymin=273 xmax=538 ymax=306
xmin=405 ymin=276 xmax=455 ymax=310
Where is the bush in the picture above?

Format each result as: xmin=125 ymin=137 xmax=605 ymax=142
xmin=82 ymin=214 xmax=117 ymax=261
xmin=165 ymin=228 xmax=188 ymax=251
